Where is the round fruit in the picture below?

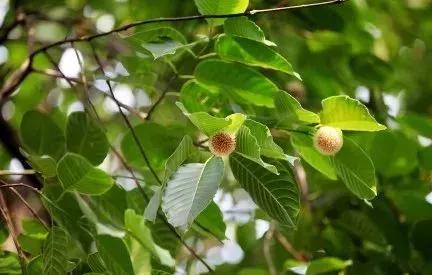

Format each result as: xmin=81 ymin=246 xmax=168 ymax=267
xmin=313 ymin=126 xmax=343 ymax=156
xmin=209 ymin=132 xmax=236 ymax=157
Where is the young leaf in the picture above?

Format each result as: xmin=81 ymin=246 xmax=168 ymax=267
xmin=274 ymin=91 xmax=320 ymax=125
xmin=144 ymin=186 xmax=163 ymax=223
xmin=291 ymin=133 xmax=337 ymax=180
xmin=236 ymin=126 xmax=278 ymax=174
xmin=194 ymin=0 xmax=249 ymax=26
xmin=28 ymin=256 xmax=43 ymax=275
xmin=230 ymin=153 xmax=299 ymax=226
xmin=216 ymin=35 xmax=299 ymax=78
xmin=124 ymin=209 xmax=175 ymax=267
xmin=176 ymin=102 xmax=231 ymax=136
xmin=96 ymin=235 xmax=135 ymax=275
xmin=20 ymin=110 xmax=65 ymax=160
xmin=66 ymin=112 xmax=109 ymax=165
xmin=42 ymin=227 xmax=69 ymax=275
xmin=57 ymin=153 xmax=113 ymax=195
xmin=243 ymin=119 xmax=293 ymax=162
xmin=320 ymin=96 xmax=386 ymax=131
xmin=194 ymin=60 xmax=279 ymax=107
xmin=332 ymin=138 xmax=377 ymax=200
xmin=162 ymin=156 xmax=224 ymax=229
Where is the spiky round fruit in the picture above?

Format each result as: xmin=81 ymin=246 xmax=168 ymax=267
xmin=209 ymin=132 xmax=236 ymax=157
xmin=313 ymin=126 xmax=343 ymax=156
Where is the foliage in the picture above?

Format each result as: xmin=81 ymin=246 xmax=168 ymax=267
xmin=0 ymin=0 xmax=431 ymax=274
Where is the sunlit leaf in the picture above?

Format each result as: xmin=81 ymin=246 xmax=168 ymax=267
xmin=320 ymin=96 xmax=386 ymax=131
xmin=230 ymin=153 xmax=299 ymax=226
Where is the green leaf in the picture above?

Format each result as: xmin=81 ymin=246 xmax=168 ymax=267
xmin=195 ymin=202 xmax=226 ymax=240
xmin=22 ymin=218 xmax=48 ymax=239
xmin=336 ymin=210 xmax=385 ymax=245
xmin=96 ymin=235 xmax=135 ymax=275
xmin=398 ymin=113 xmax=432 ymax=137
xmin=66 ymin=112 xmax=109 ymax=165
xmin=144 ymin=186 xmax=163 ymax=223
xmin=332 ymin=138 xmax=377 ymax=200
xmin=145 ymin=136 xmax=196 ymax=222
xmin=26 ymin=154 xmax=57 ymax=178
xmin=306 ymin=257 xmax=352 ymax=275
xmin=176 ymin=102 xmax=231 ymax=136
xmin=121 ymin=123 xmax=186 ymax=170
xmin=369 ymin=131 xmax=418 ymax=177
xmin=230 ymin=153 xmax=299 ymax=226
xmin=162 ymin=156 xmax=224 ymax=229
xmin=20 ymin=110 xmax=65 ymax=160
xmin=124 ymin=209 xmax=175 ymax=267
xmin=195 ymin=60 xmax=279 ymax=107
xmin=124 ymin=26 xmax=187 ymax=44
xmin=57 ymin=153 xmax=113 ymax=195
xmin=28 ymin=256 xmax=43 ymax=275
xmin=244 ymin=119 xmax=292 ymax=162
xmin=42 ymin=227 xmax=69 ymax=275
xmin=274 ymin=91 xmax=320 ymax=125
xmin=224 ymin=17 xmax=273 ymax=45
xmin=291 ymin=133 xmax=337 ymax=180
xmin=180 ymin=80 xmax=219 ymax=113
xmin=88 ymin=252 xmax=107 ymax=273
xmin=0 ymin=252 xmax=21 ymax=274
xmin=236 ymin=126 xmax=278 ymax=174
xmin=142 ymin=40 xmax=185 ymax=59
xmin=320 ymin=96 xmax=386 ymax=131
xmin=216 ymin=35 xmax=299 ymax=77
xmin=194 ymin=0 xmax=249 ymax=26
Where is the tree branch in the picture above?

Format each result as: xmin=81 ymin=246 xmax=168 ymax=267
xmin=0 ymin=0 xmax=348 ymax=102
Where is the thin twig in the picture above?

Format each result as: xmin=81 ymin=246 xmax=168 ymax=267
xmin=0 ymin=170 xmax=36 ymax=176
xmin=0 ymin=191 xmax=27 ymax=274
xmin=263 ymin=224 xmax=276 ymax=275
xmin=4 ymin=186 xmax=49 ymax=230
xmin=0 ymin=0 xmax=348 ymax=102
xmin=275 ymin=231 xmax=307 ymax=262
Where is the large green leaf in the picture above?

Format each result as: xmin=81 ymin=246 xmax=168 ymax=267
xmin=42 ymin=227 xmax=69 ymax=275
xmin=230 ymin=153 xmax=299 ymax=226
xmin=274 ymin=91 xmax=320 ymax=125
xmin=20 ymin=110 xmax=65 ymax=160
xmin=57 ymin=153 xmax=113 ymax=195
xmin=332 ymin=138 xmax=377 ymax=200
xmin=216 ymin=35 xmax=298 ymax=77
xmin=195 ymin=60 xmax=279 ymax=107
xmin=162 ymin=156 xmax=224 ymax=229
xmin=291 ymin=133 xmax=337 ymax=180
xmin=320 ymin=96 xmax=386 ymax=131
xmin=306 ymin=257 xmax=352 ymax=275
xmin=124 ymin=209 xmax=175 ymax=267
xmin=145 ymin=136 xmax=196 ymax=222
xmin=66 ymin=112 xmax=109 ymax=165
xmin=88 ymin=252 xmax=106 ymax=273
xmin=96 ymin=235 xmax=135 ymax=275
xmin=194 ymin=0 xmax=249 ymax=26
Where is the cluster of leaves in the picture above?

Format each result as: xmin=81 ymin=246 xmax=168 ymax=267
xmin=1 ymin=0 xmax=432 ymax=274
